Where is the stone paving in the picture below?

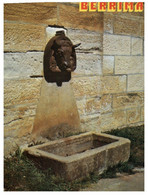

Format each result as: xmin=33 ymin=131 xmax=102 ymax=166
xmin=82 ymin=171 xmax=144 ymax=191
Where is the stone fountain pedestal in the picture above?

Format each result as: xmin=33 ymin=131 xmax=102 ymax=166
xmin=32 ymin=79 xmax=81 ymax=141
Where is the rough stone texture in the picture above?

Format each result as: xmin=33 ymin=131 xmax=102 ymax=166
xmin=101 ymin=76 xmax=126 ymax=94
xmin=127 ymin=108 xmax=141 ymax=124
xmin=104 ymin=13 xmax=114 ymax=33
xmin=100 ymin=110 xmax=126 ymax=131
xmin=4 ymin=52 xmax=44 ymax=78
xmin=114 ymin=16 xmax=141 ymax=36
xmin=58 ymin=3 xmax=103 ymax=32
xmin=4 ymin=78 xmax=42 ymax=107
xmin=112 ymin=92 xmax=144 ymax=109
xmin=127 ymin=74 xmax=144 ymax=92
xmin=75 ymin=53 xmax=102 ymax=76
xmin=71 ymin=76 xmax=101 ymax=98
xmin=103 ymin=34 xmax=131 ymax=55
xmin=4 ymin=104 xmax=37 ymax=125
xmin=25 ymin=132 xmax=130 ymax=181
xmin=115 ymin=56 xmax=144 ymax=74
xmin=4 ymin=116 xmax=34 ymax=138
xmin=103 ymin=56 xmax=114 ymax=75
xmin=76 ymin=97 xmax=101 ymax=116
xmin=80 ymin=114 xmax=100 ymax=132
xmin=32 ymin=79 xmax=81 ymax=140
xmin=67 ymin=29 xmax=103 ymax=52
xmin=4 ymin=3 xmax=58 ymax=25
xmin=131 ymin=37 xmax=143 ymax=55
xmin=4 ymin=22 xmax=45 ymax=52
xmin=100 ymin=94 xmax=112 ymax=113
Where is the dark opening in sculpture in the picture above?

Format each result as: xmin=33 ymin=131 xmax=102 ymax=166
xmin=44 ymin=31 xmax=81 ymax=86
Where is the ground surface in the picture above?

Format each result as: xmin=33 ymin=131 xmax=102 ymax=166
xmin=82 ymin=170 xmax=144 ymax=191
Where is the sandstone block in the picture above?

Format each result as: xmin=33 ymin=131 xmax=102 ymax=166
xmin=4 ymin=116 xmax=34 ymax=138
xmin=58 ymin=3 xmax=103 ymax=32
xmin=104 ymin=13 xmax=114 ymax=33
xmin=114 ymin=16 xmax=141 ymax=36
xmin=4 ymin=52 xmax=43 ymax=78
xmin=127 ymin=108 xmax=141 ymax=124
xmin=115 ymin=56 xmax=144 ymax=74
xmin=76 ymin=97 xmax=101 ymax=116
xmin=113 ymin=92 xmax=144 ymax=109
xmin=101 ymin=76 xmax=126 ymax=94
xmin=100 ymin=110 xmax=126 ymax=131
xmin=141 ymin=20 xmax=144 ymax=37
xmin=127 ymin=74 xmax=144 ymax=91
xmin=71 ymin=76 xmax=101 ymax=98
xmin=4 ymin=22 xmax=45 ymax=52
xmin=74 ymin=53 xmax=102 ymax=76
xmin=4 ymin=78 xmax=42 ymax=107
xmin=80 ymin=114 xmax=100 ymax=132
xmin=4 ymin=104 xmax=37 ymax=125
xmin=4 ymin=3 xmax=57 ymax=25
xmin=131 ymin=37 xmax=143 ymax=55
xmin=103 ymin=56 xmax=114 ymax=75
xmin=100 ymin=94 xmax=112 ymax=113
xmin=67 ymin=29 xmax=102 ymax=52
xmin=103 ymin=34 xmax=130 ymax=55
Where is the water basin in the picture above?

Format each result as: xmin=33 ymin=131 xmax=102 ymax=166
xmin=25 ymin=132 xmax=130 ymax=181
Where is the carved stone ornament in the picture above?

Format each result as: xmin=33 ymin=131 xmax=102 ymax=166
xmin=44 ymin=30 xmax=81 ymax=86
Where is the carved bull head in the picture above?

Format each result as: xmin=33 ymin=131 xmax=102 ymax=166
xmin=44 ymin=31 xmax=80 ymax=86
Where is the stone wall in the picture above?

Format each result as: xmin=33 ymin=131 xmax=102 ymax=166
xmin=4 ymin=3 xmax=144 ymax=156
xmin=100 ymin=12 xmax=144 ymax=131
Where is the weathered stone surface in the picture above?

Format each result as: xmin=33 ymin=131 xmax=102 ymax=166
xmin=4 ymin=104 xmax=37 ymax=125
xmin=141 ymin=106 xmax=144 ymax=121
xmin=131 ymin=37 xmax=143 ymax=55
xmin=4 ymin=78 xmax=42 ymax=107
xmin=127 ymin=108 xmax=141 ymax=124
xmin=127 ymin=74 xmax=144 ymax=92
xmin=4 ymin=22 xmax=45 ymax=52
xmin=104 ymin=13 xmax=114 ymax=33
xmin=103 ymin=56 xmax=114 ymax=75
xmin=103 ymin=34 xmax=131 ymax=55
xmin=4 ymin=52 xmax=43 ymax=78
xmin=4 ymin=116 xmax=34 ymax=138
xmin=107 ymin=142 xmax=130 ymax=167
xmin=100 ymin=94 xmax=112 ymax=113
xmin=67 ymin=29 xmax=102 ymax=52
xmin=114 ymin=16 xmax=141 ymax=36
xmin=76 ymin=97 xmax=101 ymax=116
xmin=25 ymin=132 xmax=130 ymax=181
xmin=74 ymin=53 xmax=102 ymax=76
xmin=141 ymin=20 xmax=144 ymax=37
xmin=80 ymin=114 xmax=100 ymax=132
xmin=32 ymin=79 xmax=81 ymax=139
xmin=4 ymin=3 xmax=57 ymax=25
xmin=113 ymin=92 xmax=144 ymax=109
xmin=58 ymin=3 xmax=103 ymax=32
xmin=71 ymin=76 xmax=101 ymax=98
xmin=100 ymin=110 xmax=126 ymax=131
xmin=115 ymin=56 xmax=144 ymax=74
xmin=101 ymin=76 xmax=126 ymax=94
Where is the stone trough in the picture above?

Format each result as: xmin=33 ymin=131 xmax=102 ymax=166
xmin=24 ymin=132 xmax=130 ymax=181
